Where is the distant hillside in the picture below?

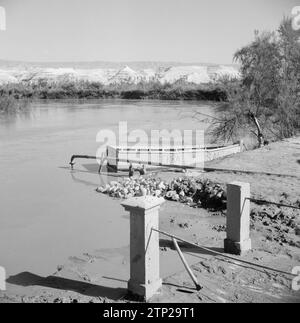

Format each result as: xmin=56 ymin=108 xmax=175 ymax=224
xmin=0 ymin=60 xmax=239 ymax=70
xmin=0 ymin=61 xmax=240 ymax=102
xmin=0 ymin=62 xmax=240 ymax=86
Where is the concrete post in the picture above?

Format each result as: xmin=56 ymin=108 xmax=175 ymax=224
xmin=224 ymin=182 xmax=251 ymax=255
xmin=106 ymin=146 xmax=118 ymax=172
xmin=121 ymin=196 xmax=165 ymax=301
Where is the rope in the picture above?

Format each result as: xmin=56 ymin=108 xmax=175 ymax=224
xmin=151 ymin=228 xmax=297 ymax=278
xmin=248 ymin=198 xmax=300 ymax=211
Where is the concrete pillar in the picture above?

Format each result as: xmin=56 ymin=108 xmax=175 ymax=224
xmin=224 ymin=182 xmax=251 ymax=255
xmin=106 ymin=146 xmax=118 ymax=172
xmin=121 ymin=196 xmax=165 ymax=301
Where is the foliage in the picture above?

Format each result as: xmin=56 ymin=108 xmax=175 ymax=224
xmin=211 ymin=18 xmax=300 ymax=146
xmin=0 ymin=79 xmax=227 ymax=102
xmin=0 ymin=91 xmax=26 ymax=114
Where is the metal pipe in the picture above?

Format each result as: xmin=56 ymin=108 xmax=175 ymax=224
xmin=69 ymin=155 xmax=300 ymax=178
xmin=152 ymin=228 xmax=297 ymax=278
xmin=172 ymin=237 xmax=202 ymax=291
xmin=69 ymin=155 xmax=99 ymax=169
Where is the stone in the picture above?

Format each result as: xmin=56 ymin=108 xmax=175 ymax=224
xmin=121 ymin=196 xmax=165 ymax=301
xmin=224 ymin=182 xmax=252 ymax=255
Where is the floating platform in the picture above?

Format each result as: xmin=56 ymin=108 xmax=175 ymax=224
xmin=105 ymin=142 xmax=243 ymax=172
xmin=69 ymin=141 xmax=244 ymax=173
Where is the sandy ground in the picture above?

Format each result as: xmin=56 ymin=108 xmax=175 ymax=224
xmin=1 ymin=138 xmax=299 ymax=303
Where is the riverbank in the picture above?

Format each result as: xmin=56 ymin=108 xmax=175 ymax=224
xmin=1 ymin=137 xmax=299 ymax=303
xmin=0 ymin=81 xmax=227 ymax=103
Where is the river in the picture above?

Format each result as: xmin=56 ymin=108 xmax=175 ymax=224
xmin=0 ymin=99 xmax=215 ymax=276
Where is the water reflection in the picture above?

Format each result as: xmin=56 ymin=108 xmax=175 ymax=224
xmin=0 ymin=101 xmax=33 ymax=129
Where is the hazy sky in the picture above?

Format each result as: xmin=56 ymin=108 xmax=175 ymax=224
xmin=0 ymin=0 xmax=298 ymax=64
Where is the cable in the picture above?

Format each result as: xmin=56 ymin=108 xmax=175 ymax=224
xmin=249 ymin=198 xmax=300 ymax=211
xmin=151 ymin=228 xmax=297 ymax=278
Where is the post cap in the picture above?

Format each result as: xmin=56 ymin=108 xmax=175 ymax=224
xmin=227 ymin=182 xmax=250 ymax=189
xmin=121 ymin=196 xmax=165 ymax=211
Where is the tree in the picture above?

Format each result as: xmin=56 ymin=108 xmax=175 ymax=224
xmin=275 ymin=18 xmax=300 ymax=138
xmin=211 ymin=18 xmax=300 ymax=147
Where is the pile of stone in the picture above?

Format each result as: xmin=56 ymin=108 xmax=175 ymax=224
xmin=165 ymin=177 xmax=226 ymax=210
xmin=96 ymin=176 xmax=227 ymax=210
xmin=96 ymin=177 xmax=168 ymax=199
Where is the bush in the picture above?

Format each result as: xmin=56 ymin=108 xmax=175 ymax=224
xmin=0 ymin=94 xmax=23 ymax=114
xmin=211 ymin=18 xmax=300 ymax=146
xmin=0 ymin=80 xmax=227 ymax=102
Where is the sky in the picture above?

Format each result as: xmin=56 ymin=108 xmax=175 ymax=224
xmin=0 ymin=0 xmax=298 ymax=64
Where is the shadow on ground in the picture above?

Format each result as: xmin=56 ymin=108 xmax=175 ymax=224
xmin=6 ymin=272 xmax=127 ymax=300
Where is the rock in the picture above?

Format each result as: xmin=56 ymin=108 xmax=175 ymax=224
xmin=56 ymin=265 xmax=64 ymax=272
xmin=96 ymin=186 xmax=106 ymax=193
xmin=140 ymin=187 xmax=147 ymax=196
xmin=186 ymin=197 xmax=193 ymax=204
xmin=158 ymin=182 xmax=166 ymax=190
xmin=178 ymin=222 xmax=189 ymax=229
xmin=95 ymin=176 xmax=227 ymax=211
xmin=173 ymin=194 xmax=180 ymax=201
xmin=155 ymin=190 xmax=161 ymax=197
xmin=179 ymin=190 xmax=185 ymax=197
xmin=165 ymin=190 xmax=177 ymax=200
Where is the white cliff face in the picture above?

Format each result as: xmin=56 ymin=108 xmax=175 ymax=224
xmin=0 ymin=70 xmax=18 ymax=84
xmin=208 ymin=65 xmax=240 ymax=81
xmin=0 ymin=64 xmax=240 ymax=86
xmin=107 ymin=66 xmax=142 ymax=84
xmin=158 ymin=66 xmax=211 ymax=84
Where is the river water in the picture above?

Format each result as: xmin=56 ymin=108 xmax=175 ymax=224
xmin=0 ymin=100 xmax=215 ymax=276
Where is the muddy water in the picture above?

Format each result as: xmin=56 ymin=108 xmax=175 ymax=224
xmin=0 ymin=100 xmax=215 ymax=276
